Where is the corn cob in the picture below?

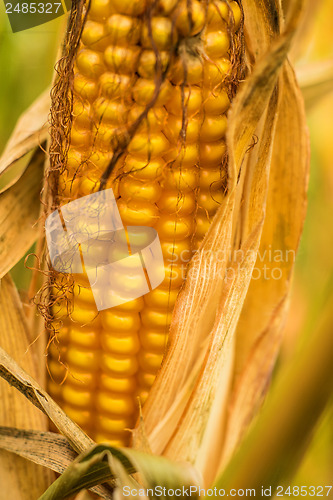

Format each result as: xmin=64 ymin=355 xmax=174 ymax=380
xmin=47 ymin=0 xmax=241 ymax=446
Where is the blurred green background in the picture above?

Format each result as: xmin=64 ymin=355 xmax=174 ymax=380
xmin=0 ymin=0 xmax=332 ymax=494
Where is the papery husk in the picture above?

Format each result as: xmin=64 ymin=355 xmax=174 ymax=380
xmin=0 ymin=155 xmax=43 ymax=280
xmin=0 ymin=427 xmax=76 ymax=475
xmin=136 ymin=0 xmax=309 ymax=485
xmin=0 ymin=275 xmax=53 ymax=499
xmin=225 ymin=60 xmax=310 ymax=463
xmin=0 ymin=343 xmax=94 ymax=453
xmin=0 ymin=427 xmax=114 ymax=499
xmin=136 ymin=193 xmax=234 ymax=455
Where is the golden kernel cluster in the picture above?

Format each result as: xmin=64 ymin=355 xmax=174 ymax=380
xmin=49 ymin=0 xmax=241 ymax=445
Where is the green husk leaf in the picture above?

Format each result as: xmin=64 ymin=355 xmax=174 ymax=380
xmin=39 ymin=444 xmax=200 ymax=500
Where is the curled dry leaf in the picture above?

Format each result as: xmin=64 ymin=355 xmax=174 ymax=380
xmin=0 ymin=427 xmax=76 ymax=475
xmin=226 ymin=61 xmax=310 ymax=465
xmin=0 ymin=89 xmax=50 ymax=185
xmin=0 ymin=156 xmax=43 ymax=280
xmin=0 ymin=344 xmax=94 ymax=454
xmin=0 ymin=427 xmax=118 ymax=500
xmin=0 ymin=275 xmax=52 ymax=499
xmin=137 ymin=0 xmax=309 ymax=486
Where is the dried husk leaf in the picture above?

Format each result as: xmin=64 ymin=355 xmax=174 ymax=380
xmin=160 ymin=76 xmax=278 ymax=481
xmin=213 ymin=292 xmax=333 ymax=495
xmin=164 ymin=223 xmax=262 ymax=484
xmin=221 ymin=297 xmax=288 ymax=467
xmin=0 ymin=427 xmax=76 ymax=475
xmin=188 ymin=88 xmax=279 ymax=484
xmin=138 ymin=0 xmax=307 ymax=483
xmin=227 ymin=0 xmax=304 ymax=183
xmin=0 ymin=156 xmax=43 ymax=279
xmin=241 ymin=0 xmax=281 ymax=62
xmin=0 ymin=275 xmax=52 ymax=499
xmin=225 ymin=61 xmax=310 ymax=467
xmin=135 ymin=194 xmax=234 ymax=454
xmin=0 ymin=427 xmax=115 ymax=499
xmin=0 ymin=89 xmax=50 ymax=183
xmin=0 ymin=344 xmax=94 ymax=454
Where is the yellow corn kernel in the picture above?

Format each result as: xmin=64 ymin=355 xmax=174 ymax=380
xmin=119 ymin=177 xmax=162 ymax=203
xmin=139 ymin=329 xmax=168 ymax=352
xmin=110 ymin=0 xmax=146 ymax=16
xmin=96 ymin=415 xmax=134 ymax=434
xmin=138 ymin=351 xmax=164 ymax=374
xmin=175 ymin=0 xmax=206 ymax=37
xmin=132 ymin=78 xmax=173 ymax=107
xmin=76 ymin=49 xmax=105 ymax=79
xmin=100 ymin=331 xmax=140 ymax=355
xmin=62 ymin=404 xmax=93 ymax=429
xmin=62 ymin=385 xmax=95 ymax=408
xmin=141 ymin=16 xmax=176 ymax=50
xmin=89 ymin=0 xmax=114 ymax=21
xmin=101 ymin=353 xmax=139 ymax=376
xmin=157 ymin=190 xmax=196 ymax=216
xmin=100 ymin=373 xmax=137 ymax=393
xmin=137 ymin=50 xmax=170 ymax=79
xmin=96 ymin=391 xmax=134 ymax=416
xmin=166 ymin=85 xmax=202 ymax=116
xmin=106 ymin=14 xmax=141 ymax=45
xmin=204 ymin=31 xmax=230 ymax=61
xmin=104 ymin=46 xmax=140 ymax=74
xmin=81 ymin=20 xmax=109 ymax=51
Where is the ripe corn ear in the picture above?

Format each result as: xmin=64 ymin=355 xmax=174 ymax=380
xmin=47 ymin=0 xmax=242 ymax=446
